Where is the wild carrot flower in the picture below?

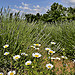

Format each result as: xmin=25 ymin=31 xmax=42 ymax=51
xmin=33 ymin=44 xmax=41 ymax=47
xmin=3 ymin=44 xmax=9 ymax=48
xmin=0 ymin=72 xmax=3 ymax=75
xmin=46 ymin=63 xmax=53 ymax=69
xmin=32 ymin=53 xmax=42 ymax=58
xmin=51 ymin=42 xmax=56 ymax=45
xmin=13 ymin=55 xmax=20 ymax=61
xmin=4 ymin=52 xmax=9 ymax=55
xmin=8 ymin=71 xmax=16 ymax=75
xmin=25 ymin=61 xmax=32 ymax=65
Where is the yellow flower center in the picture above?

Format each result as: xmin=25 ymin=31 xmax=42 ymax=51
xmin=0 ymin=74 xmax=3 ymax=75
xmin=10 ymin=72 xmax=14 ymax=75
xmin=32 ymin=46 xmax=34 ymax=47
xmin=35 ymin=55 xmax=39 ymax=57
xmin=47 ymin=49 xmax=49 ymax=51
xmin=52 ymin=43 xmax=55 ymax=44
xmin=25 ymin=54 xmax=28 ymax=56
xmin=27 ymin=63 xmax=30 ymax=65
xmin=36 ymin=44 xmax=39 ymax=46
xmin=15 ymin=57 xmax=19 ymax=59
xmin=5 ymin=53 xmax=8 ymax=55
xmin=48 ymin=66 xmax=51 ymax=68
xmin=49 ymin=51 xmax=53 ymax=53
xmin=62 ymin=48 xmax=65 ymax=51
xmin=5 ymin=46 xmax=8 ymax=48
xmin=32 ymin=66 xmax=34 ymax=68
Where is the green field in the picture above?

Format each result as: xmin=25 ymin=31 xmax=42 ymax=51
xmin=0 ymin=20 xmax=75 ymax=75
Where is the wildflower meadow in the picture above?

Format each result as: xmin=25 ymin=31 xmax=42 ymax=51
xmin=0 ymin=19 xmax=75 ymax=75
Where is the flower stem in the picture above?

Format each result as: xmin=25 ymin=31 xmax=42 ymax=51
xmin=50 ymin=53 xmax=51 ymax=63
xmin=11 ymin=56 xmax=12 ymax=71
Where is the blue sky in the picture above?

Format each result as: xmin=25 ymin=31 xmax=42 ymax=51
xmin=0 ymin=0 xmax=75 ymax=14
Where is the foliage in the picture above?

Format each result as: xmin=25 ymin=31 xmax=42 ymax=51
xmin=0 ymin=3 xmax=75 ymax=75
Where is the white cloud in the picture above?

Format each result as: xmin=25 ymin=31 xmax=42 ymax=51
xmin=22 ymin=2 xmax=29 ymax=7
xmin=62 ymin=0 xmax=75 ymax=7
xmin=14 ymin=5 xmax=18 ymax=8
xmin=19 ymin=6 xmax=32 ymax=10
xmin=19 ymin=6 xmax=23 ymax=9
xmin=24 ymin=7 xmax=30 ymax=10
xmin=37 ymin=5 xmax=40 ymax=8
xmin=33 ymin=6 xmax=48 ymax=14
xmin=13 ymin=3 xmax=49 ymax=14
xmin=33 ymin=5 xmax=40 ymax=8
xmin=70 ymin=0 xmax=75 ymax=3
xmin=11 ymin=9 xmax=19 ymax=13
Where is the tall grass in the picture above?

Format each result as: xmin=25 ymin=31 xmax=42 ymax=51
xmin=0 ymin=20 xmax=75 ymax=74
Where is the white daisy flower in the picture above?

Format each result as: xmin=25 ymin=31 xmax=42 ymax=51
xmin=8 ymin=71 xmax=16 ymax=75
xmin=46 ymin=63 xmax=53 ymax=69
xmin=13 ymin=55 xmax=20 ymax=61
xmin=21 ymin=53 xmax=28 ymax=56
xmin=51 ymin=42 xmax=56 ymax=45
xmin=45 ymin=48 xmax=51 ymax=51
xmin=55 ymin=57 xmax=61 ymax=60
xmin=32 ymin=53 xmax=42 ymax=58
xmin=0 ymin=72 xmax=3 ymax=75
xmin=3 ymin=44 xmax=9 ymax=48
xmin=49 ymin=50 xmax=55 ymax=54
xmin=4 ymin=52 xmax=9 ymax=55
xmin=30 ymin=46 xmax=36 ymax=48
xmin=61 ymin=56 xmax=65 ymax=58
xmin=35 ymin=48 xmax=39 ymax=50
xmin=48 ymin=57 xmax=56 ymax=60
xmin=25 ymin=54 xmax=28 ymax=56
xmin=32 ymin=66 xmax=34 ymax=68
xmin=25 ymin=61 xmax=32 ymax=65
xmin=33 ymin=44 xmax=41 ymax=47
xmin=62 ymin=48 xmax=65 ymax=51
xmin=61 ymin=56 xmax=68 ymax=59
xmin=65 ymin=57 xmax=68 ymax=59
xmin=21 ymin=53 xmax=26 ymax=55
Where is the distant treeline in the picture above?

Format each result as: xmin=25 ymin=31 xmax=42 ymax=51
xmin=0 ymin=2 xmax=75 ymax=22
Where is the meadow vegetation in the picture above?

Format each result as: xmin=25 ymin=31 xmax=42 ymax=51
xmin=0 ymin=3 xmax=75 ymax=75
xmin=0 ymin=19 xmax=75 ymax=75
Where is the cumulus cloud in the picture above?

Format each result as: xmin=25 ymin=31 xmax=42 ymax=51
xmin=70 ymin=0 xmax=75 ymax=3
xmin=11 ymin=9 xmax=19 ymax=13
xmin=19 ymin=6 xmax=32 ymax=10
xmin=22 ymin=2 xmax=29 ymax=7
xmin=62 ymin=0 xmax=75 ymax=7
xmin=33 ymin=7 xmax=48 ymax=14
xmin=32 ymin=4 xmax=48 ymax=14
xmin=15 ymin=2 xmax=32 ymax=11
xmin=14 ymin=5 xmax=18 ymax=8
xmin=33 ymin=5 xmax=40 ymax=8
xmin=13 ymin=3 xmax=49 ymax=14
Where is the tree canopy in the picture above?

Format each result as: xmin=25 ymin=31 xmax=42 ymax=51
xmin=0 ymin=2 xmax=75 ymax=23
